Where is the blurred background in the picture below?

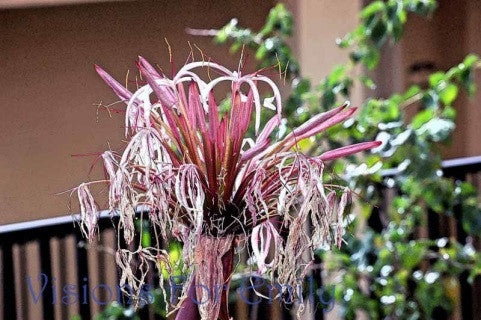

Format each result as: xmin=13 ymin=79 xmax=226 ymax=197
xmin=2 ymin=0 xmax=481 ymax=319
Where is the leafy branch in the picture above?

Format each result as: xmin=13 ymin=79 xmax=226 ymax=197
xmin=194 ymin=1 xmax=481 ymax=319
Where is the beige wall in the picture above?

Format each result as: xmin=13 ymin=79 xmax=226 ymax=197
xmin=0 ymin=0 xmax=367 ymax=225
xmin=295 ymin=0 xmax=363 ymax=104
xmin=463 ymin=0 xmax=481 ymax=158
xmin=5 ymin=0 xmax=480 ymax=225
xmin=0 ymin=0 xmax=127 ymax=9
xmin=387 ymin=0 xmax=481 ymax=158
xmin=399 ymin=0 xmax=469 ymax=158
xmin=0 ymin=0 xmax=275 ymax=224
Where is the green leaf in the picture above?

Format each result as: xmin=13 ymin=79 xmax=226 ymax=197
xmin=429 ymin=71 xmax=445 ymax=87
xmin=411 ymin=108 xmax=435 ymax=129
xmin=462 ymin=204 xmax=481 ymax=236
xmin=422 ymin=91 xmax=439 ymax=109
xmin=215 ymin=29 xmax=228 ymax=43
xmin=442 ymin=105 xmax=457 ymax=120
xmin=391 ymin=17 xmax=404 ymax=41
xmin=386 ymin=1 xmax=402 ymax=20
xmin=360 ymin=75 xmax=377 ymax=89
xmin=350 ymin=50 xmax=365 ymax=63
xmin=328 ymin=65 xmax=346 ymax=86
xmin=294 ymin=78 xmax=311 ymax=94
xmin=260 ymin=3 xmax=293 ymax=36
xmin=468 ymin=258 xmax=481 ymax=283
xmin=403 ymin=85 xmax=421 ymax=100
xmin=363 ymin=47 xmax=381 ymax=70
xmin=322 ymin=90 xmax=336 ymax=109
xmin=360 ymin=1 xmax=385 ymax=18
xmin=463 ymin=54 xmax=480 ymax=68
xmin=461 ymin=67 xmax=476 ymax=96
xmin=439 ymin=83 xmax=458 ymax=105
xmin=415 ymin=276 xmax=448 ymax=317
xmin=416 ymin=118 xmax=455 ymax=142
xmin=398 ymin=242 xmax=426 ymax=270
xmin=456 ymin=181 xmax=477 ymax=197
xmin=410 ymin=0 xmax=437 ymax=16
xmin=370 ymin=19 xmax=388 ymax=47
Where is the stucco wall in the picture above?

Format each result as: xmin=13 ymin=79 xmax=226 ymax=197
xmin=296 ymin=0 xmax=362 ymax=104
xmin=0 ymin=0 xmax=275 ymax=224
xmin=5 ymin=0 xmax=480 ymax=225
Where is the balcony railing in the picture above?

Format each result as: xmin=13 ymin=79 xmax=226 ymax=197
xmin=1 ymin=155 xmax=481 ymax=320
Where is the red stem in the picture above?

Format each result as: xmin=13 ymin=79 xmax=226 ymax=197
xmin=175 ymin=281 xmax=201 ymax=320
xmin=174 ymin=237 xmax=236 ymax=320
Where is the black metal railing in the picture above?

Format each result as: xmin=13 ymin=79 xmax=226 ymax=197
xmin=380 ymin=155 xmax=481 ymax=319
xmin=0 ymin=212 xmax=120 ymax=320
xmin=443 ymin=157 xmax=481 ymax=320
xmin=1 ymin=155 xmax=481 ymax=319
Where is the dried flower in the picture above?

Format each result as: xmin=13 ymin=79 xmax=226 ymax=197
xmin=74 ymin=57 xmax=380 ymax=319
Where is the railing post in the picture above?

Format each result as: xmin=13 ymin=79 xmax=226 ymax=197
xmin=75 ymin=231 xmax=91 ymax=320
xmin=1 ymin=241 xmax=17 ymax=319
xmin=453 ymin=172 xmax=473 ymax=320
xmin=39 ymin=237 xmax=55 ymax=320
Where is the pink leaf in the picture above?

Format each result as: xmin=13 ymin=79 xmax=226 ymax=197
xmin=257 ymin=114 xmax=281 ymax=142
xmin=95 ymin=65 xmax=135 ymax=103
xmin=290 ymin=102 xmax=349 ymax=137
xmin=319 ymin=141 xmax=382 ymax=161
xmin=137 ymin=56 xmax=176 ymax=107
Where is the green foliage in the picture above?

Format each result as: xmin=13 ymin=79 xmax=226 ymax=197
xmin=342 ymin=0 xmax=436 ymax=69
xmin=215 ymin=3 xmax=298 ymax=77
xmin=94 ymin=303 xmax=140 ymax=320
xmin=206 ymin=1 xmax=481 ymax=319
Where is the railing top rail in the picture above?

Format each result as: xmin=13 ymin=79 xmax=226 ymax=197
xmin=442 ymin=155 xmax=481 ymax=175
xmin=381 ymin=155 xmax=481 ymax=177
xmin=0 ymin=206 xmax=149 ymax=239
xmin=0 ymin=210 xmax=112 ymax=235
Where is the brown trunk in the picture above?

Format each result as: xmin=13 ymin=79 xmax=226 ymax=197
xmin=175 ymin=235 xmax=235 ymax=320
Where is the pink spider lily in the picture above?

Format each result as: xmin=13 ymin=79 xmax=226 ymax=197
xmin=75 ymin=56 xmax=380 ymax=320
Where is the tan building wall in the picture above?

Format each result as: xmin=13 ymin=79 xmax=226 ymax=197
xmin=295 ymin=0 xmax=362 ymax=104
xmin=0 ymin=0 xmax=367 ymax=225
xmin=0 ymin=0 xmax=276 ymax=224
xmin=380 ymin=0 xmax=481 ymax=158
xmin=3 ymin=0 xmax=481 ymax=225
